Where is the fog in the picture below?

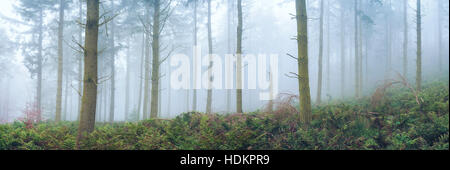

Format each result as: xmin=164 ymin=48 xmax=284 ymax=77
xmin=0 ymin=0 xmax=448 ymax=123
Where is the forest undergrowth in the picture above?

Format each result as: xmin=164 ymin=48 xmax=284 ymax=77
xmin=0 ymin=77 xmax=448 ymax=150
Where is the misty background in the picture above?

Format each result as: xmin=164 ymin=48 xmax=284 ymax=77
xmin=0 ymin=0 xmax=448 ymax=123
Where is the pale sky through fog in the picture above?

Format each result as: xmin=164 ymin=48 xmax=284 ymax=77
xmin=0 ymin=0 xmax=33 ymax=120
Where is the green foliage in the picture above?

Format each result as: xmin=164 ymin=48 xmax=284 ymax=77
xmin=0 ymin=80 xmax=448 ymax=150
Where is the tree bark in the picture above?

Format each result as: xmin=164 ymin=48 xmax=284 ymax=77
xmin=192 ymin=0 xmax=198 ymax=112
xmin=236 ymin=0 xmax=243 ymax=113
xmin=55 ymin=0 xmax=65 ymax=122
xmin=150 ymin=0 xmax=161 ymax=118
xmin=109 ymin=0 xmax=116 ymax=124
xmin=326 ymin=0 xmax=330 ymax=97
xmin=437 ymin=0 xmax=442 ymax=73
xmin=125 ymin=37 xmax=131 ymax=121
xmin=416 ymin=0 xmax=422 ymax=91
xmin=37 ymin=6 xmax=43 ymax=121
xmin=77 ymin=0 xmax=83 ymax=121
xmin=403 ymin=0 xmax=408 ymax=77
xmin=137 ymin=32 xmax=145 ymax=121
xmin=354 ymin=0 xmax=360 ymax=98
xmin=206 ymin=0 xmax=213 ymax=113
xmin=77 ymin=0 xmax=99 ymax=146
xmin=316 ymin=0 xmax=324 ymax=104
xmin=296 ymin=0 xmax=312 ymax=125
xmin=340 ymin=3 xmax=346 ymax=98
xmin=143 ymin=2 xmax=151 ymax=119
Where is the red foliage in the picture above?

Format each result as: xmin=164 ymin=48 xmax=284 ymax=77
xmin=19 ymin=102 xmax=41 ymax=129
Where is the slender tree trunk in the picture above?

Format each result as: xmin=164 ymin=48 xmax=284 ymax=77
xmin=103 ymin=82 xmax=108 ymax=122
xmin=385 ymin=0 xmax=392 ymax=82
xmin=206 ymin=0 xmax=213 ymax=113
xmin=125 ymin=37 xmax=131 ymax=121
xmin=143 ymin=2 xmax=151 ymax=119
xmin=226 ymin=0 xmax=232 ymax=113
xmin=340 ymin=4 xmax=346 ymax=98
xmin=77 ymin=0 xmax=99 ymax=145
xmin=296 ymin=0 xmax=312 ymax=125
xmin=150 ymin=0 xmax=161 ymax=118
xmin=236 ymin=0 xmax=243 ymax=113
xmin=37 ymin=7 xmax=43 ymax=121
xmin=316 ymin=0 xmax=324 ymax=104
xmin=326 ymin=0 xmax=330 ymax=97
xmin=437 ymin=0 xmax=442 ymax=73
xmin=354 ymin=0 xmax=360 ymax=98
xmin=56 ymin=0 xmax=65 ymax=122
xmin=63 ymin=73 xmax=69 ymax=121
xmin=416 ymin=0 xmax=422 ymax=91
xmin=359 ymin=0 xmax=363 ymax=95
xmin=137 ymin=32 xmax=145 ymax=121
xmin=77 ymin=0 xmax=83 ymax=121
xmin=97 ymin=84 xmax=102 ymax=122
xmin=109 ymin=0 xmax=116 ymax=124
xmin=403 ymin=0 xmax=408 ymax=77
xmin=192 ymin=0 xmax=198 ymax=112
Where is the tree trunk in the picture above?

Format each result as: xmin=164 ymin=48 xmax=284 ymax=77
xmin=206 ymin=0 xmax=213 ymax=113
xmin=77 ymin=0 xmax=83 ymax=121
xmin=226 ymin=0 xmax=232 ymax=113
xmin=359 ymin=0 xmax=363 ymax=95
xmin=125 ymin=37 xmax=131 ymax=121
xmin=137 ymin=32 xmax=145 ymax=121
xmin=326 ymin=0 xmax=330 ymax=97
xmin=316 ymin=0 xmax=324 ymax=104
xmin=150 ymin=0 xmax=161 ymax=119
xmin=37 ymin=6 xmax=43 ymax=122
xmin=340 ymin=4 xmax=346 ymax=98
xmin=403 ymin=0 xmax=408 ymax=77
xmin=77 ymin=0 xmax=99 ymax=145
xmin=236 ymin=0 xmax=243 ymax=113
xmin=192 ymin=0 xmax=198 ymax=112
xmin=437 ymin=0 xmax=442 ymax=73
xmin=55 ymin=0 xmax=65 ymax=122
xmin=143 ymin=2 xmax=151 ymax=120
xmin=354 ymin=0 xmax=360 ymax=98
xmin=296 ymin=0 xmax=312 ymax=125
xmin=109 ymin=0 xmax=116 ymax=124
xmin=63 ymin=72 xmax=69 ymax=121
xmin=416 ymin=0 xmax=422 ymax=91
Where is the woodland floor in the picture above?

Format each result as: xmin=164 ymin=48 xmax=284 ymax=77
xmin=0 ymin=77 xmax=449 ymax=150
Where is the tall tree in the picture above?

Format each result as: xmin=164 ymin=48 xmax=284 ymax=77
xmin=295 ymin=0 xmax=312 ymax=125
xmin=77 ymin=0 xmax=99 ymax=145
xmin=150 ymin=0 xmax=170 ymax=118
xmin=403 ymin=0 xmax=408 ymax=77
xmin=236 ymin=0 xmax=243 ymax=113
xmin=77 ymin=0 xmax=84 ymax=121
xmin=109 ymin=0 xmax=116 ymax=124
xmin=416 ymin=0 xmax=422 ymax=91
xmin=354 ymin=0 xmax=360 ymax=98
xmin=191 ymin=0 xmax=198 ymax=112
xmin=16 ymin=0 xmax=53 ymax=121
xmin=206 ymin=0 xmax=213 ymax=113
xmin=55 ymin=0 xmax=65 ymax=122
xmin=150 ymin=0 xmax=160 ymax=118
xmin=142 ymin=1 xmax=151 ymax=120
xmin=437 ymin=0 xmax=443 ymax=73
xmin=340 ymin=1 xmax=346 ymax=98
xmin=316 ymin=0 xmax=324 ymax=104
xmin=125 ymin=37 xmax=131 ymax=121
xmin=326 ymin=0 xmax=331 ymax=97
